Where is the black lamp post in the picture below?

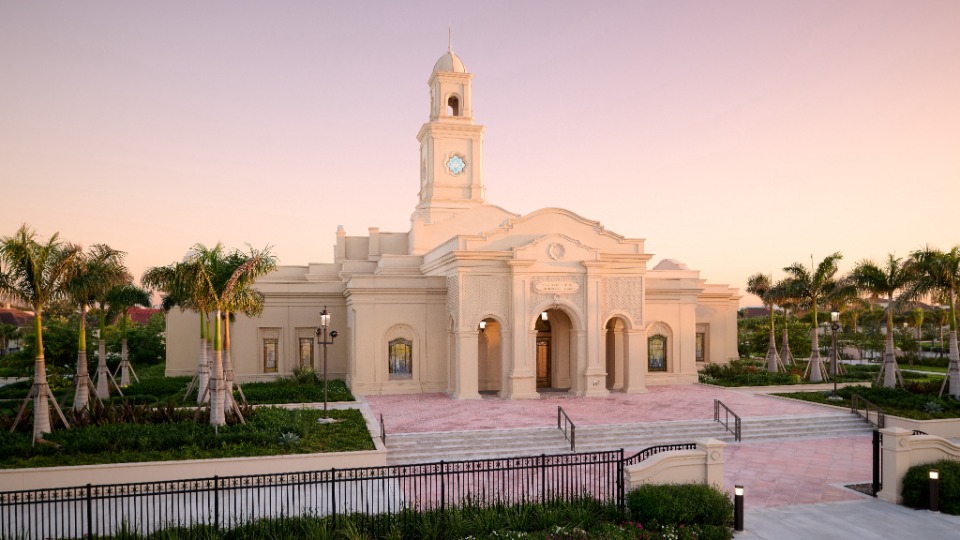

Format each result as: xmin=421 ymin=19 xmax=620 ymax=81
xmin=734 ymin=485 xmax=744 ymax=532
xmin=316 ymin=306 xmax=338 ymax=421
xmin=829 ymin=311 xmax=842 ymax=400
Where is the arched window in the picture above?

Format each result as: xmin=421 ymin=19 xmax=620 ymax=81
xmin=648 ymin=335 xmax=667 ymax=372
xmin=447 ymin=95 xmax=460 ymax=116
xmin=388 ymin=337 xmax=413 ymax=379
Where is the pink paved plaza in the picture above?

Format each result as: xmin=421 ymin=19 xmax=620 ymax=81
xmin=366 ymin=385 xmax=873 ymax=509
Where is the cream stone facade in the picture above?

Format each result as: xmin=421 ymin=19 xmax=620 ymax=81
xmin=165 ymin=48 xmax=740 ymax=398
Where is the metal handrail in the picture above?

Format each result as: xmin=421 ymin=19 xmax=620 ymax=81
xmin=714 ymin=399 xmax=741 ymax=441
xmin=379 ymin=413 xmax=386 ymax=444
xmin=851 ymin=395 xmax=885 ymax=428
xmin=623 ymin=443 xmax=698 ymax=467
xmin=557 ymin=406 xmax=576 ymax=452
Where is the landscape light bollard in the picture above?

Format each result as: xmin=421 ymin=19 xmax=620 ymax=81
xmin=316 ymin=306 xmax=338 ymax=422
xmin=734 ymin=485 xmax=744 ymax=532
xmin=929 ymin=469 xmax=939 ymax=512
xmin=830 ymin=311 xmax=841 ymax=400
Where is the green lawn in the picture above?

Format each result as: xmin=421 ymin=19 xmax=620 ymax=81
xmin=775 ymin=384 xmax=960 ymax=420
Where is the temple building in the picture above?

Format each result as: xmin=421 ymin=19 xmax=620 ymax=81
xmin=165 ymin=47 xmax=740 ymax=398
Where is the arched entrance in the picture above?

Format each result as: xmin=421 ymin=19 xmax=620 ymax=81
xmin=535 ymin=308 xmax=574 ymax=392
xmin=605 ymin=317 xmax=629 ymax=390
xmin=477 ymin=317 xmax=502 ymax=393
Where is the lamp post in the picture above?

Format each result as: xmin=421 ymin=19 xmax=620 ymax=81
xmin=829 ymin=311 xmax=841 ymax=400
xmin=316 ymin=306 xmax=338 ymax=422
xmin=734 ymin=485 xmax=744 ymax=532
xmin=929 ymin=469 xmax=940 ymax=512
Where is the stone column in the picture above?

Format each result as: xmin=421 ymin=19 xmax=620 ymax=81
xmin=581 ymin=262 xmax=608 ymax=397
xmin=452 ymin=330 xmax=481 ymax=400
xmin=505 ymin=261 xmax=538 ymax=399
xmin=622 ymin=329 xmax=647 ymax=394
xmin=699 ymin=438 xmax=726 ymax=488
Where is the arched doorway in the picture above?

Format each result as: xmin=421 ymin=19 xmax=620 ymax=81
xmin=535 ymin=308 xmax=574 ymax=392
xmin=478 ymin=318 xmax=502 ymax=393
xmin=605 ymin=317 xmax=629 ymax=390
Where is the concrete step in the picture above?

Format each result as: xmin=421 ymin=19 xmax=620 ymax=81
xmin=385 ymin=413 xmax=875 ymax=465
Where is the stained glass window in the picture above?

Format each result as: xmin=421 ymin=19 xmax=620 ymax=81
xmin=263 ymin=338 xmax=278 ymax=373
xmin=389 ymin=338 xmax=413 ymax=380
xmin=696 ymin=333 xmax=706 ymax=362
xmin=299 ymin=337 xmax=314 ymax=369
xmin=648 ymin=335 xmax=666 ymax=372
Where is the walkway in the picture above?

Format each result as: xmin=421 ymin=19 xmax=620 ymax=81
xmin=366 ymin=385 xmax=874 ymax=510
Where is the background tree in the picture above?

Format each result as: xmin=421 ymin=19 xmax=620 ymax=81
xmin=782 ymin=253 xmax=843 ymax=382
xmin=930 ymin=305 xmax=948 ymax=357
xmin=0 ymin=225 xmax=80 ymax=441
xmin=63 ymin=244 xmax=126 ymax=412
xmin=910 ymin=246 xmax=960 ymax=397
xmin=746 ymin=272 xmax=784 ymax=372
xmin=768 ymin=279 xmax=798 ymax=365
xmin=849 ymin=254 xmax=913 ymax=387
xmin=104 ymin=284 xmax=152 ymax=386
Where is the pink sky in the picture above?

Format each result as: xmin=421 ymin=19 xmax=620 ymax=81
xmin=2 ymin=1 xmax=959 ymax=307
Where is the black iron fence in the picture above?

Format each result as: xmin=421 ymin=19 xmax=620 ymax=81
xmin=2 ymin=447 xmax=687 ymax=539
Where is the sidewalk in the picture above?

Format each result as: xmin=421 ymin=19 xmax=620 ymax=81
xmin=738 ymin=497 xmax=960 ymax=539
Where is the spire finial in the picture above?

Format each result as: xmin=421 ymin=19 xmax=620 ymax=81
xmin=448 ymin=22 xmax=453 ymax=53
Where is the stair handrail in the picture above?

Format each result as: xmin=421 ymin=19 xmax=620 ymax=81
xmin=851 ymin=395 xmax=885 ymax=429
xmin=713 ymin=399 xmax=742 ymax=441
xmin=623 ymin=443 xmax=698 ymax=467
xmin=557 ymin=406 xmax=576 ymax=452
xmin=379 ymin=413 xmax=386 ymax=444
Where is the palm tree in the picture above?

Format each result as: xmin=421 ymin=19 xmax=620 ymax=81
xmin=191 ymin=244 xmax=276 ymax=426
xmin=746 ymin=273 xmax=784 ymax=372
xmin=63 ymin=244 xmax=127 ymax=412
xmin=218 ymin=247 xmax=276 ymax=413
xmin=0 ymin=225 xmax=81 ymax=441
xmin=849 ymin=255 xmax=913 ymax=388
xmin=782 ymin=253 xmax=843 ymax=382
xmin=768 ymin=279 xmax=797 ymax=365
xmin=104 ymin=284 xmax=152 ymax=386
xmin=823 ymin=278 xmax=858 ymax=377
xmin=909 ymin=246 xmax=960 ymax=398
xmin=930 ymin=305 xmax=948 ymax=358
xmin=143 ymin=257 xmax=212 ymax=404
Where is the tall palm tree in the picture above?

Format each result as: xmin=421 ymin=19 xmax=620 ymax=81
xmin=105 ymin=284 xmax=152 ymax=386
xmin=768 ymin=279 xmax=797 ymax=365
xmin=218 ymin=246 xmax=276 ymax=413
xmin=910 ymin=246 xmax=960 ymax=397
xmin=930 ymin=305 xmax=948 ymax=358
xmin=0 ymin=225 xmax=81 ymax=441
xmin=746 ymin=273 xmax=784 ymax=372
xmin=782 ymin=253 xmax=843 ymax=382
xmin=849 ymin=254 xmax=913 ymax=388
xmin=190 ymin=244 xmax=276 ymax=426
xmin=63 ymin=244 xmax=127 ymax=412
xmin=143 ymin=256 xmax=212 ymax=404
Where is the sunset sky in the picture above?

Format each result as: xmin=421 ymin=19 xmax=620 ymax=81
xmin=2 ymin=1 xmax=958 ymax=307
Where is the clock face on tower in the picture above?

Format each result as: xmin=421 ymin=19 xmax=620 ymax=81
xmin=446 ymin=155 xmax=466 ymax=175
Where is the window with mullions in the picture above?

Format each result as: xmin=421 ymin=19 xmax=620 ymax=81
xmin=648 ymin=335 xmax=667 ymax=372
xmin=263 ymin=338 xmax=278 ymax=373
xmin=299 ymin=337 xmax=314 ymax=369
xmin=388 ymin=338 xmax=413 ymax=380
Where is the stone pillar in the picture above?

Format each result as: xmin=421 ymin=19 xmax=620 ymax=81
xmin=452 ymin=330 xmax=481 ymax=400
xmin=699 ymin=438 xmax=726 ymax=488
xmin=622 ymin=329 xmax=647 ymax=394
xmin=581 ymin=262 xmax=607 ymax=397
xmin=505 ymin=261 xmax=538 ymax=399
xmin=878 ymin=427 xmax=913 ymax=504
xmin=335 ymin=225 xmax=346 ymax=263
xmin=368 ymin=227 xmax=380 ymax=260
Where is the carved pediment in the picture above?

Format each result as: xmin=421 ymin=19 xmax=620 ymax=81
xmin=512 ymin=234 xmax=598 ymax=262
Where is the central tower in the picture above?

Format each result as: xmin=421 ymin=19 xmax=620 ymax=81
xmin=412 ymin=46 xmax=486 ymax=224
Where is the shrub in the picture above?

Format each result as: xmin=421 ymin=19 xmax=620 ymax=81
xmin=902 ymin=459 xmax=960 ymax=514
xmin=627 ymin=483 xmax=733 ymax=538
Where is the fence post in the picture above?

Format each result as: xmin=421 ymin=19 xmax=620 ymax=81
xmin=617 ymin=449 xmax=625 ymax=515
xmin=439 ymin=461 xmax=446 ymax=513
xmin=872 ymin=430 xmax=881 ymax=496
xmin=540 ymin=454 xmax=547 ymax=503
xmin=331 ymin=468 xmax=337 ymax=528
xmin=86 ymin=483 xmax=93 ymax=539
xmin=213 ymin=475 xmax=219 ymax=531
